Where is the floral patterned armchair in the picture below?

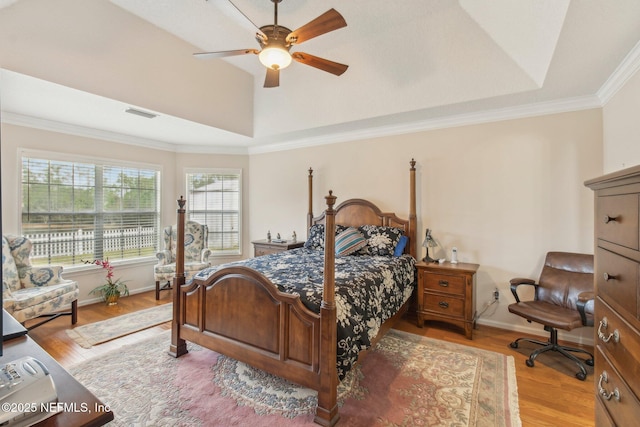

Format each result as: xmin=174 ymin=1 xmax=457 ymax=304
xmin=2 ymin=235 xmax=78 ymax=328
xmin=153 ymin=221 xmax=212 ymax=299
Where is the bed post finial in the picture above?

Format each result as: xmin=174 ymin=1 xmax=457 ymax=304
xmin=169 ymin=196 xmax=188 ymax=358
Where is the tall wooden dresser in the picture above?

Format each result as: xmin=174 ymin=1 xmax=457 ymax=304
xmin=585 ymin=165 xmax=640 ymax=426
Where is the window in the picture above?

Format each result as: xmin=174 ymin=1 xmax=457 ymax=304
xmin=21 ymin=152 xmax=160 ymax=266
xmin=186 ymin=169 xmax=241 ymax=256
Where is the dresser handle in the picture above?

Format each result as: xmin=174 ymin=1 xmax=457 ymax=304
xmin=597 ymin=317 xmax=620 ymax=343
xmin=604 ymin=215 xmax=619 ymax=223
xmin=438 ymin=280 xmax=449 ymax=287
xmin=598 ymin=371 xmax=621 ymax=402
xmin=438 ymin=301 xmax=449 ymax=309
xmin=603 ymin=272 xmax=618 ymax=281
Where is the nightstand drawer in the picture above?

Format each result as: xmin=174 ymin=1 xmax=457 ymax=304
xmin=422 ymin=273 xmax=465 ymax=295
xmin=423 ymin=294 xmax=464 ymax=316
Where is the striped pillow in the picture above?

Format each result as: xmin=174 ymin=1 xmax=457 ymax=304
xmin=335 ymin=227 xmax=367 ymax=256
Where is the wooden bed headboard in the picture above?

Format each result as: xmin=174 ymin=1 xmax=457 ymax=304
xmin=306 ymin=159 xmax=418 ymax=259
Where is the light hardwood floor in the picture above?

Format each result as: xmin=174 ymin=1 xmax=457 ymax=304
xmin=26 ymin=291 xmax=595 ymax=427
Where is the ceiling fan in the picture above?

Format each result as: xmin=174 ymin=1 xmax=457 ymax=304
xmin=195 ymin=0 xmax=348 ymax=88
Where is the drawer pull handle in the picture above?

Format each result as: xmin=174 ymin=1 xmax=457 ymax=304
xmin=597 ymin=317 xmax=620 ymax=343
xmin=438 ymin=280 xmax=449 ymax=287
xmin=603 ymin=272 xmax=618 ymax=281
xmin=598 ymin=371 xmax=621 ymax=402
xmin=604 ymin=215 xmax=619 ymax=224
xmin=438 ymin=301 xmax=449 ymax=309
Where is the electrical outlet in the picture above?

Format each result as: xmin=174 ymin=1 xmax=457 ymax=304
xmin=493 ymin=289 xmax=499 ymax=301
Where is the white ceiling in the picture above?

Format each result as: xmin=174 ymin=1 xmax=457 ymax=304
xmin=2 ymin=0 xmax=640 ymax=154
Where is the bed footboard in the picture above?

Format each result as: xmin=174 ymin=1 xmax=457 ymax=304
xmin=177 ymin=266 xmax=324 ymax=387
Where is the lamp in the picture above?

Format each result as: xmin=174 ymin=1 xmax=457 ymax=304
xmin=422 ymin=229 xmax=439 ymax=263
xmin=259 ymin=45 xmax=292 ymax=70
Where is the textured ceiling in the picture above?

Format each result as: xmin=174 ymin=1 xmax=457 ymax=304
xmin=2 ymin=0 xmax=640 ymax=154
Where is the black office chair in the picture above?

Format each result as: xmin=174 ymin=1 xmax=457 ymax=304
xmin=508 ymin=251 xmax=594 ymax=380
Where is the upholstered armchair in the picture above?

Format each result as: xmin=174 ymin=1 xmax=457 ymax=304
xmin=508 ymin=251 xmax=594 ymax=380
xmin=2 ymin=235 xmax=78 ymax=329
xmin=153 ymin=220 xmax=212 ymax=299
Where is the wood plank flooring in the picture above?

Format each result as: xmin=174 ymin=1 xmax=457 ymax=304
xmin=26 ymin=291 xmax=594 ymax=427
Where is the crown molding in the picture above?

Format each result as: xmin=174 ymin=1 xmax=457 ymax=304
xmin=598 ymin=39 xmax=640 ymax=105
xmin=1 ymin=111 xmax=250 ymax=155
xmin=249 ymin=95 xmax=602 ymax=155
xmin=4 ymin=94 xmax=602 ymax=157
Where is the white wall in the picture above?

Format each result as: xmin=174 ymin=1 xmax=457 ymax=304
xmin=603 ymin=68 xmax=640 ymax=173
xmin=250 ymin=109 xmax=603 ymax=344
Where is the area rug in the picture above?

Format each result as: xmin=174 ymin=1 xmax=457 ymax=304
xmin=65 ymin=303 xmax=172 ymax=348
xmin=68 ymin=329 xmax=520 ymax=426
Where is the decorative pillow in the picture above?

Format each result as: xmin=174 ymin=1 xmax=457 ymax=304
xmin=335 ymin=227 xmax=367 ymax=257
xmin=357 ymin=225 xmax=404 ymax=257
xmin=304 ymin=224 xmax=348 ymax=250
xmin=393 ymin=235 xmax=409 ymax=257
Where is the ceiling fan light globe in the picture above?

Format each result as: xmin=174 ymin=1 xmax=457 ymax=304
xmin=259 ymin=47 xmax=292 ymax=70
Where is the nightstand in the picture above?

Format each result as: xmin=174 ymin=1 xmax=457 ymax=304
xmin=252 ymin=239 xmax=305 ymax=257
xmin=416 ymin=260 xmax=479 ymax=339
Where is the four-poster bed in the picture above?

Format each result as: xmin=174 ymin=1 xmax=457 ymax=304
xmin=170 ymin=159 xmax=418 ymax=426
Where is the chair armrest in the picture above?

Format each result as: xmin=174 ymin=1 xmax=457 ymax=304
xmin=509 ymin=278 xmax=537 ymax=303
xmin=577 ymin=291 xmax=595 ymax=326
xmin=156 ymin=250 xmax=173 ymax=265
xmin=18 ymin=265 xmax=65 ymax=288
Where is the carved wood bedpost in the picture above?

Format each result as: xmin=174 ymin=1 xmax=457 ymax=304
xmin=169 ymin=196 xmax=188 ymax=357
xmin=409 ymin=159 xmax=417 ymax=259
xmin=307 ymin=167 xmax=314 ymax=231
xmin=315 ymin=190 xmax=339 ymax=427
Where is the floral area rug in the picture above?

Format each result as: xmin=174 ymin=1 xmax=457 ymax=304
xmin=65 ymin=303 xmax=172 ymax=348
xmin=68 ymin=329 xmax=521 ymax=426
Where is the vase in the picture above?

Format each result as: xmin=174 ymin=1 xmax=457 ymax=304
xmin=105 ymin=291 xmax=120 ymax=306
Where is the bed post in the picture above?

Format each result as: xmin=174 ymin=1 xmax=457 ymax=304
xmin=307 ymin=167 xmax=314 ymax=231
xmin=409 ymin=159 xmax=417 ymax=259
xmin=315 ymin=190 xmax=339 ymax=427
xmin=169 ymin=196 xmax=188 ymax=358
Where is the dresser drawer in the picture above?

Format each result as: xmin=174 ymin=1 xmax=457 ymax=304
xmin=595 ymin=347 xmax=640 ymax=427
xmin=596 ymin=248 xmax=639 ymax=319
xmin=596 ymin=194 xmax=639 ymax=250
xmin=595 ymin=298 xmax=640 ymax=399
xmin=422 ymin=272 xmax=466 ymax=295
xmin=255 ymin=246 xmax=281 ymax=256
xmin=423 ymin=293 xmax=465 ymax=317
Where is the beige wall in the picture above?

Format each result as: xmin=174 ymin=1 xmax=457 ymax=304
xmin=603 ymin=69 xmax=640 ymax=173
xmin=250 ymin=109 xmax=602 ymax=343
xmin=0 ymin=123 xmax=248 ymax=302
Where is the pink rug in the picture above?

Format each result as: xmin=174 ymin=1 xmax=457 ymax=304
xmin=68 ymin=329 xmax=520 ymax=426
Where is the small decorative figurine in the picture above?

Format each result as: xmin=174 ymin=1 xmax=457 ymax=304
xmin=276 ymin=233 xmax=281 ymax=240
xmin=292 ymin=231 xmax=297 ymax=242
xmin=267 ymin=230 xmax=271 ymax=242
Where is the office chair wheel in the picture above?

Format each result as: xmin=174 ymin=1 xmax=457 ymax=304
xmin=525 ymin=359 xmax=535 ymax=367
xmin=576 ymin=372 xmax=587 ymax=381
xmin=586 ymin=358 xmax=594 ymax=366
xmin=509 ymin=341 xmax=519 ymax=349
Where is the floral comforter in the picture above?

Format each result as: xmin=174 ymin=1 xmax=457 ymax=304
xmin=194 ymin=248 xmax=416 ymax=379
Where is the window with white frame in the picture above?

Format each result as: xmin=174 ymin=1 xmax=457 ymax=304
xmin=186 ymin=169 xmax=241 ymax=256
xmin=21 ymin=152 xmax=161 ymax=266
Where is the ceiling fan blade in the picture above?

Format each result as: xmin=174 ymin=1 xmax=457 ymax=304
xmin=193 ymin=49 xmax=258 ymax=59
xmin=286 ymin=9 xmax=347 ymax=45
xmin=292 ymin=52 xmax=348 ymax=76
xmin=264 ymin=68 xmax=280 ymax=88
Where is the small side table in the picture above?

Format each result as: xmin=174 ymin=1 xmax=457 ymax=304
xmin=416 ymin=260 xmax=479 ymax=339
xmin=252 ymin=239 xmax=305 ymax=257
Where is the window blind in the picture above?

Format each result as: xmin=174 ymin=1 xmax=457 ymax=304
xmin=21 ymin=156 xmax=160 ymax=265
xmin=186 ymin=170 xmax=241 ymax=255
